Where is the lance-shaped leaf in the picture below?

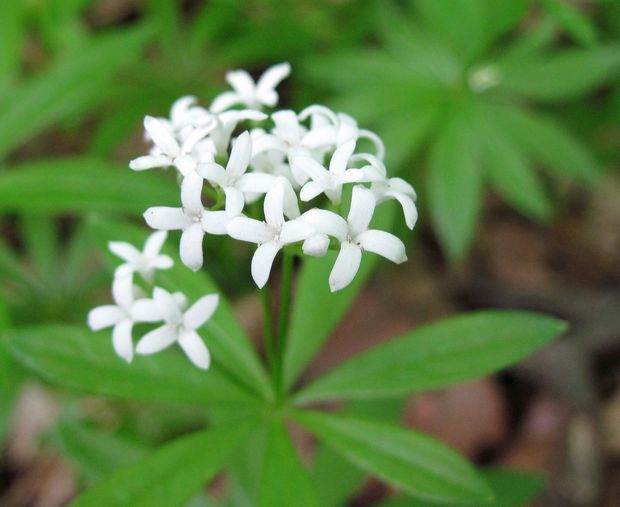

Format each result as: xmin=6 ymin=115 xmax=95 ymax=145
xmin=0 ymin=158 xmax=178 ymax=215
xmin=71 ymin=423 xmax=255 ymax=507
xmin=258 ymin=421 xmax=319 ymax=507
xmin=295 ymin=311 xmax=566 ymax=403
xmin=293 ymin=411 xmax=493 ymax=504
xmin=88 ymin=217 xmax=272 ymax=401
xmin=7 ymin=325 xmax=257 ymax=406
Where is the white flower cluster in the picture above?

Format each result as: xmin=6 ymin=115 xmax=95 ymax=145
xmin=132 ymin=62 xmax=417 ymax=292
xmin=87 ymin=231 xmax=218 ymax=370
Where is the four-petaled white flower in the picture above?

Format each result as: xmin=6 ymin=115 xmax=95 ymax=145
xmin=129 ymin=116 xmax=215 ymax=176
xmin=87 ymin=276 xmax=160 ymax=363
xmin=293 ymin=140 xmax=380 ymax=204
xmin=144 ymin=173 xmax=227 ymax=271
xmin=302 ymin=185 xmax=407 ymax=292
xmin=135 ymin=287 xmax=219 ymax=370
xmin=227 ymin=180 xmax=315 ymax=288
xmin=210 ymin=62 xmax=291 ymax=113
xmin=109 ymin=231 xmax=173 ymax=281
xmin=197 ymin=131 xmax=274 ymax=212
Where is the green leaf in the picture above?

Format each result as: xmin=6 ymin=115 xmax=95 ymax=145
xmin=258 ymin=421 xmax=318 ymax=507
xmin=0 ymin=158 xmax=178 ymax=215
xmin=70 ymin=423 xmax=255 ymax=507
xmin=0 ymin=0 xmax=25 ymax=92
xmin=0 ymin=334 xmax=21 ymax=444
xmin=0 ymin=24 xmax=153 ymax=159
xmin=87 ymin=217 xmax=273 ymax=401
xmin=283 ymin=204 xmax=394 ymax=390
xmin=426 ymin=110 xmax=482 ymax=261
xmin=475 ymin=110 xmax=553 ymax=221
xmin=480 ymin=0 xmax=529 ymax=46
xmin=541 ymin=0 xmax=597 ymax=47
xmin=489 ymin=105 xmax=601 ymax=183
xmin=21 ymin=215 xmax=60 ymax=280
xmin=497 ymin=45 xmax=620 ymax=101
xmin=293 ymin=411 xmax=493 ymax=504
xmin=49 ymin=420 xmax=149 ymax=483
xmin=295 ymin=311 xmax=566 ymax=403
xmin=7 ymin=325 xmax=258 ymax=406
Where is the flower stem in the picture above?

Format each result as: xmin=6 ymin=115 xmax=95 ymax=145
xmin=275 ymin=250 xmax=294 ymax=394
xmin=260 ymin=286 xmax=276 ymax=378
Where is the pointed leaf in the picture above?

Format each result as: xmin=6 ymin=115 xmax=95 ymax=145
xmin=293 ymin=411 xmax=493 ymax=504
xmin=295 ymin=311 xmax=566 ymax=403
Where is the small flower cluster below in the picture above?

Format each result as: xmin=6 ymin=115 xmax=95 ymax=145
xmin=87 ymin=232 xmax=218 ymax=369
xmin=131 ymin=63 xmax=417 ymax=292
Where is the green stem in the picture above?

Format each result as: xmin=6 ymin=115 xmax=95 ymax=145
xmin=260 ymin=286 xmax=276 ymax=378
xmin=275 ymin=251 xmax=294 ymax=394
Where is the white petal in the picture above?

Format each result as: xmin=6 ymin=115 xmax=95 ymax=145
xmin=196 ymin=162 xmax=227 ymax=186
xmin=210 ymin=91 xmax=241 ymax=113
xmin=180 ymin=222 xmax=204 ymax=271
xmin=149 ymin=255 xmax=173 ymax=270
xmin=301 ymin=126 xmax=338 ymax=150
xmin=358 ymin=128 xmax=386 ymax=159
xmin=298 ymin=104 xmax=338 ymax=123
xmin=129 ymin=155 xmax=171 ymax=170
xmin=182 ymin=294 xmax=219 ymax=330
xmin=300 ymin=181 xmax=325 ymax=202
xmin=300 ymin=209 xmax=347 ymax=240
xmin=256 ymin=62 xmax=290 ymax=105
xmin=388 ymin=191 xmax=418 ymax=230
xmin=201 ymin=210 xmax=229 ymax=235
xmin=389 ymin=177 xmax=417 ymax=198
xmin=281 ymin=178 xmax=301 ymax=219
xmin=153 ymin=287 xmax=183 ymax=323
xmin=131 ymin=298 xmax=162 ymax=323
xmin=112 ymin=319 xmax=134 ymax=363
xmin=108 ymin=241 xmax=140 ymax=264
xmin=227 ymin=131 xmax=252 ymax=180
xmin=272 ymin=110 xmax=302 ymax=144
xmin=236 ymin=173 xmax=275 ymax=193
xmin=178 ymin=331 xmax=211 ymax=370
xmin=112 ymin=275 xmax=134 ymax=308
xmin=279 ymin=219 xmax=315 ymax=244
xmin=170 ymin=95 xmax=197 ymax=125
xmin=181 ymin=172 xmax=204 ymax=215
xmin=251 ymin=133 xmax=286 ymax=155
xmin=144 ymin=207 xmax=189 ymax=231
xmin=292 ymin=156 xmax=330 ymax=186
xmin=347 ymin=185 xmax=376 ymax=236
xmin=329 ymin=242 xmax=362 ymax=292
xmin=88 ymin=305 xmax=124 ymax=330
xmin=340 ymin=168 xmax=383 ymax=184
xmin=143 ymin=231 xmax=168 ymax=258
xmin=251 ymin=241 xmax=281 ymax=288
xmin=226 ymin=70 xmax=256 ymax=97
xmin=223 ymin=187 xmax=245 ymax=217
xmin=144 ymin=116 xmax=179 ymax=156
xmin=357 ymin=230 xmax=407 ymax=264
xmin=303 ymin=233 xmax=329 ymax=257
xmin=227 ymin=217 xmax=273 ymax=244
xmin=329 ymin=139 xmax=356 ymax=176
xmin=174 ymin=155 xmax=196 ymax=176
xmin=136 ymin=324 xmax=177 ymax=355
xmin=263 ymin=182 xmax=285 ymax=229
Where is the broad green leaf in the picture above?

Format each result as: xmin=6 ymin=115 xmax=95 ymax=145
xmin=0 ymin=158 xmax=178 ymax=214
xmin=475 ymin=111 xmax=552 ymax=221
xmin=295 ymin=311 xmax=566 ymax=403
xmin=497 ymin=46 xmax=620 ymax=101
xmin=71 ymin=423 xmax=255 ymax=507
xmin=293 ymin=411 xmax=493 ymax=504
xmin=7 ymin=325 xmax=258 ymax=406
xmin=49 ymin=420 xmax=149 ymax=483
xmin=0 ymin=24 xmax=153 ymax=159
xmin=541 ymin=0 xmax=597 ymax=47
xmin=489 ymin=105 xmax=601 ymax=183
xmin=87 ymin=217 xmax=273 ymax=401
xmin=283 ymin=204 xmax=394 ymax=390
xmin=426 ymin=110 xmax=482 ymax=261
xmin=0 ymin=0 xmax=24 ymax=92
xmin=21 ymin=215 xmax=60 ymax=280
xmin=258 ymin=421 xmax=318 ymax=507
xmin=375 ymin=468 xmax=544 ymax=507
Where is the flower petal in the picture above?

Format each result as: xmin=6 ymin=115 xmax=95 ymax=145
xmin=108 ymin=241 xmax=140 ymax=264
xmin=227 ymin=131 xmax=252 ymax=180
xmin=263 ymin=182 xmax=285 ymax=229
xmin=329 ymin=139 xmax=356 ymax=176
xmin=178 ymin=331 xmax=211 ymax=370
xmin=88 ymin=305 xmax=124 ymax=330
xmin=292 ymin=156 xmax=330 ymax=186
xmin=303 ymin=233 xmax=329 ymax=257
xmin=251 ymin=241 xmax=281 ymax=288
xmin=136 ymin=324 xmax=177 ymax=355
xmin=236 ymin=173 xmax=275 ymax=194
xmin=388 ymin=191 xmax=418 ymax=230
xmin=210 ymin=91 xmax=241 ymax=113
xmin=256 ymin=62 xmax=290 ymax=105
xmin=300 ymin=209 xmax=347 ymax=240
xmin=144 ymin=116 xmax=179 ymax=156
xmin=150 ymin=255 xmax=174 ymax=270
xmin=112 ymin=275 xmax=134 ymax=308
xmin=300 ymin=181 xmax=325 ymax=202
xmin=180 ymin=222 xmax=204 ymax=271
xmin=358 ymin=128 xmax=385 ymax=159
xmin=280 ymin=219 xmax=315 ymax=244
xmin=153 ymin=287 xmax=183 ymax=323
xmin=182 ymin=294 xmax=219 ymax=330
xmin=223 ymin=186 xmax=245 ymax=217
xmin=144 ymin=207 xmax=189 ymax=230
xmin=329 ymin=242 xmax=362 ymax=292
xmin=202 ymin=210 xmax=229 ymax=235
xmin=112 ymin=319 xmax=134 ymax=363
xmin=226 ymin=69 xmax=255 ymax=97
xmin=196 ymin=162 xmax=227 ymax=186
xmin=129 ymin=155 xmax=171 ymax=170
xmin=347 ymin=185 xmax=376 ymax=236
xmin=131 ymin=298 xmax=162 ymax=323
xmin=143 ymin=231 xmax=167 ymax=258
xmin=357 ymin=229 xmax=407 ymax=264
xmin=181 ymin=172 xmax=204 ymax=215
xmin=227 ymin=217 xmax=273 ymax=244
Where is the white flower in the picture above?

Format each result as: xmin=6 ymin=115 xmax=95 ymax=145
xmin=197 ymin=131 xmax=274 ymax=212
xmin=208 ymin=109 xmax=268 ymax=156
xmin=129 ymin=116 xmax=215 ymax=176
xmin=299 ymin=105 xmax=385 ymax=159
xmin=302 ymin=185 xmax=407 ymax=292
xmin=293 ymin=140 xmax=381 ymax=204
xmin=227 ymin=180 xmax=315 ymax=288
xmin=210 ymin=62 xmax=291 ymax=113
xmin=135 ymin=287 xmax=219 ymax=370
xmin=144 ymin=173 xmax=237 ymax=271
xmin=87 ymin=276 xmax=160 ymax=363
xmin=371 ymin=177 xmax=418 ymax=230
xmin=108 ymin=231 xmax=173 ymax=282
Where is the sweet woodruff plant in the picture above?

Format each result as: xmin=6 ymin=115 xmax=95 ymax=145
xmin=78 ymin=64 xmax=567 ymax=506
